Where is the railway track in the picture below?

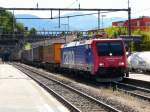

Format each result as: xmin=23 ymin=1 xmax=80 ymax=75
xmin=112 ymin=80 xmax=150 ymax=102
xmin=123 ymin=78 xmax=150 ymax=89
xmin=14 ymin=63 xmax=120 ymax=112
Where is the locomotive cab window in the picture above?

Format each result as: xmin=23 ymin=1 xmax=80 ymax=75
xmin=96 ymin=41 xmax=124 ymax=56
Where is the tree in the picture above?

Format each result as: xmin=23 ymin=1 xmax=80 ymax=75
xmin=29 ymin=27 xmax=37 ymax=35
xmin=104 ymin=26 xmax=150 ymax=51
xmin=104 ymin=27 xmax=127 ymax=38
xmin=61 ymin=31 xmax=65 ymax=36
xmin=0 ymin=8 xmax=25 ymax=37
xmin=128 ymin=30 xmax=150 ymax=51
xmin=0 ymin=9 xmax=14 ymax=34
xmin=16 ymin=22 xmax=24 ymax=33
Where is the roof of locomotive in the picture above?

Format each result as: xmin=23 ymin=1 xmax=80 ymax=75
xmin=61 ymin=38 xmax=123 ymax=48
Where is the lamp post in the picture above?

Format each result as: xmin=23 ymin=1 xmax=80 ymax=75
xmin=61 ymin=24 xmax=68 ymax=43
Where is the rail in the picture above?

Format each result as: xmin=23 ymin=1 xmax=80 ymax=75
xmin=14 ymin=63 xmax=121 ymax=112
xmin=112 ymin=81 xmax=150 ymax=102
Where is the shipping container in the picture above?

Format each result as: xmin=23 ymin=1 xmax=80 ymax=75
xmin=11 ymin=50 xmax=22 ymax=61
xmin=42 ymin=43 xmax=62 ymax=64
xmin=39 ymin=46 xmax=43 ymax=62
xmin=22 ymin=49 xmax=33 ymax=62
xmin=33 ymin=46 xmax=43 ymax=62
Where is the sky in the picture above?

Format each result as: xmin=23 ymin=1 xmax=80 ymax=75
xmin=0 ymin=0 xmax=150 ymax=18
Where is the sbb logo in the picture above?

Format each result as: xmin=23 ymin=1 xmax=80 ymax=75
xmin=63 ymin=51 xmax=74 ymax=64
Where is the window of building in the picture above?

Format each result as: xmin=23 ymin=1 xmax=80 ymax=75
xmin=117 ymin=22 xmax=124 ymax=26
xmin=137 ymin=21 xmax=140 ymax=27
xmin=146 ymin=22 xmax=150 ymax=26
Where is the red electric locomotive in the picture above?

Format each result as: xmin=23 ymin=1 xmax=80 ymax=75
xmin=92 ymin=39 xmax=128 ymax=81
xmin=61 ymin=38 xmax=129 ymax=82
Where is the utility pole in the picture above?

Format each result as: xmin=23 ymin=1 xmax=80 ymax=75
xmin=128 ymin=0 xmax=131 ymax=36
xmin=128 ymin=0 xmax=130 ymax=8
xmin=36 ymin=3 xmax=39 ymax=8
xmin=0 ymin=10 xmax=2 ymax=38
xmin=67 ymin=16 xmax=70 ymax=31
xmin=98 ymin=11 xmax=100 ymax=29
xmin=12 ymin=10 xmax=15 ymax=38
xmin=128 ymin=0 xmax=132 ymax=53
xmin=128 ymin=8 xmax=131 ymax=36
xmin=79 ymin=3 xmax=80 ymax=9
xmin=101 ymin=15 xmax=106 ymax=28
xmin=61 ymin=24 xmax=68 ymax=43
xmin=59 ymin=10 xmax=60 ymax=28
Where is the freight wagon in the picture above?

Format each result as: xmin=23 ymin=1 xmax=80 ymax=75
xmin=11 ymin=50 xmax=22 ymax=61
xmin=32 ymin=46 xmax=43 ymax=62
xmin=21 ymin=49 xmax=34 ymax=65
xmin=41 ymin=43 xmax=62 ymax=71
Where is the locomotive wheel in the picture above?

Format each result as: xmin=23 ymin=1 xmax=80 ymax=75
xmin=126 ymin=71 xmax=129 ymax=77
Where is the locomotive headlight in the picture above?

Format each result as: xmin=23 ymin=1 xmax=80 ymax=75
xmin=99 ymin=63 xmax=104 ymax=67
xmin=118 ymin=62 xmax=125 ymax=66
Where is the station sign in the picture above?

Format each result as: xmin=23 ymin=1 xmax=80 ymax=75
xmin=119 ymin=35 xmax=142 ymax=42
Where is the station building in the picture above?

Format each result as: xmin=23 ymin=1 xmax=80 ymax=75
xmin=112 ymin=16 xmax=150 ymax=31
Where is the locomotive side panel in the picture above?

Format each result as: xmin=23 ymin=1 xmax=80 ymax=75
xmin=61 ymin=46 xmax=75 ymax=68
xmin=74 ymin=45 xmax=93 ymax=72
xmin=61 ymin=41 xmax=94 ymax=73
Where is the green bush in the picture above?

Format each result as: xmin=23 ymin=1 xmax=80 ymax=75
xmin=132 ymin=30 xmax=150 ymax=51
xmin=105 ymin=27 xmax=150 ymax=51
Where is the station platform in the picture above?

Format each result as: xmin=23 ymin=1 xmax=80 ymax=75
xmin=129 ymin=72 xmax=150 ymax=82
xmin=0 ymin=64 xmax=69 ymax=112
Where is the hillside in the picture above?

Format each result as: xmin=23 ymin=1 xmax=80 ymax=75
xmin=15 ymin=13 xmax=126 ymax=31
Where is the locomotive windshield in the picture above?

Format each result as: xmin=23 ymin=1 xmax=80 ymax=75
xmin=96 ymin=41 xmax=124 ymax=56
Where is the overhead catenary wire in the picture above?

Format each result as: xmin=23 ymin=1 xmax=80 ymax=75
xmin=14 ymin=11 xmax=116 ymax=20
xmin=132 ymin=8 xmax=150 ymax=15
xmin=66 ymin=0 xmax=79 ymax=8
xmin=14 ymin=12 xmax=101 ymax=19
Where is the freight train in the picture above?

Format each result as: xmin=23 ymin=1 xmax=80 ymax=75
xmin=21 ymin=38 xmax=129 ymax=82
